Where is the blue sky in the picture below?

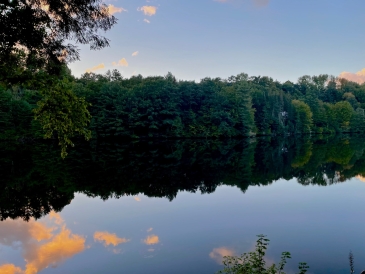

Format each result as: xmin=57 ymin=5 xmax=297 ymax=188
xmin=69 ymin=0 xmax=365 ymax=83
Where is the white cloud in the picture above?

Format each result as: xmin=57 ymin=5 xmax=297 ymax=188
xmin=132 ymin=51 xmax=139 ymax=57
xmin=86 ymin=63 xmax=105 ymax=73
xmin=112 ymin=58 xmax=129 ymax=67
xmin=143 ymin=19 xmax=150 ymax=24
xmin=138 ymin=6 xmax=157 ymax=16
xmin=107 ymin=4 xmax=126 ymax=15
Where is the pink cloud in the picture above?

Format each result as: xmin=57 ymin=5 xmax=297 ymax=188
xmin=339 ymin=68 xmax=365 ymax=84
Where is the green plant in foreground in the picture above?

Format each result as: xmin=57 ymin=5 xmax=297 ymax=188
xmin=217 ymin=235 xmax=309 ymax=274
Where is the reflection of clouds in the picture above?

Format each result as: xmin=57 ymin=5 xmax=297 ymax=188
xmin=0 ymin=264 xmax=22 ymax=274
xmin=143 ymin=235 xmax=159 ymax=245
xmin=209 ymin=247 xmax=235 ymax=265
xmin=49 ymin=211 xmax=64 ymax=225
xmin=147 ymin=227 xmax=153 ymax=232
xmin=356 ymin=175 xmax=365 ymax=182
xmin=94 ymin=231 xmax=130 ymax=247
xmin=112 ymin=249 xmax=121 ymax=254
xmin=0 ymin=212 xmax=85 ymax=274
xmin=209 ymin=246 xmax=282 ymax=269
xmin=0 ymin=219 xmax=49 ymax=246
xmin=25 ymin=227 xmax=85 ymax=274
xmin=28 ymin=221 xmax=53 ymax=242
xmin=134 ymin=197 xmax=141 ymax=202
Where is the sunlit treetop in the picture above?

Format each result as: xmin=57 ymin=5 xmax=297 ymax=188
xmin=0 ymin=0 xmax=117 ymax=84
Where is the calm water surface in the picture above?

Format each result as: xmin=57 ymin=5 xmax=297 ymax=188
xmin=0 ymin=136 xmax=365 ymax=273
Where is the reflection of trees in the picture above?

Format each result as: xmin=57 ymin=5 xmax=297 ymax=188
xmin=0 ymin=184 xmax=73 ymax=221
xmin=1 ymin=135 xmax=365 ymax=220
xmin=71 ymin=139 xmax=247 ymax=200
xmin=0 ymin=141 xmax=74 ymax=221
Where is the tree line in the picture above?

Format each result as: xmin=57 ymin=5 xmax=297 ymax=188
xmin=2 ymin=70 xmax=365 ymax=143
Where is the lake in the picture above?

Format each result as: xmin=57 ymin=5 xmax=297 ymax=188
xmin=0 ymin=135 xmax=365 ymax=274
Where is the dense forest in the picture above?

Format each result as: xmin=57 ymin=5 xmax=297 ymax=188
xmin=1 ymin=135 xmax=365 ymax=221
xmin=2 ymin=69 xmax=365 ymax=143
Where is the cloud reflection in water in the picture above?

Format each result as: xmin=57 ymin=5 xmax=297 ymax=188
xmin=143 ymin=235 xmax=159 ymax=245
xmin=94 ymin=231 xmax=130 ymax=247
xmin=209 ymin=247 xmax=235 ymax=265
xmin=0 ymin=212 xmax=85 ymax=274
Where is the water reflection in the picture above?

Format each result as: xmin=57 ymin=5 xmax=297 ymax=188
xmin=1 ymin=135 xmax=365 ymax=221
xmin=94 ymin=231 xmax=130 ymax=247
xmin=143 ymin=235 xmax=160 ymax=245
xmin=0 ymin=212 xmax=85 ymax=274
xmin=209 ymin=247 xmax=235 ymax=265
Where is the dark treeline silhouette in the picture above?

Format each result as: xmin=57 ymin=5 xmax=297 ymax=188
xmin=2 ymin=70 xmax=365 ymax=141
xmin=1 ymin=135 xmax=365 ymax=221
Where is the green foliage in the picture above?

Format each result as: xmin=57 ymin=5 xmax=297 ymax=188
xmin=333 ymin=101 xmax=353 ymax=131
xmin=5 ymin=70 xmax=365 ymax=157
xmin=0 ymin=86 xmax=36 ymax=139
xmin=71 ymin=71 xmax=364 ymax=138
xmin=292 ymin=100 xmax=312 ymax=133
xmin=217 ymin=235 xmax=309 ymax=274
xmin=33 ymin=79 xmax=91 ymax=158
xmin=0 ymin=87 xmax=12 ymax=137
xmin=0 ymin=0 xmax=116 ymax=80
xmin=1 ymin=0 xmax=117 ymax=157
xmin=298 ymin=263 xmax=310 ymax=274
xmin=73 ymin=73 xmax=257 ymax=139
